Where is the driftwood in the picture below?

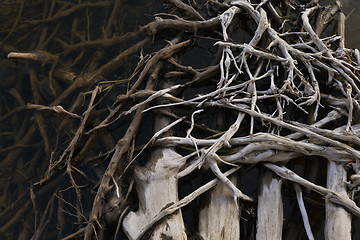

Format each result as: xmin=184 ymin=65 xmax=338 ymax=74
xmin=198 ymin=174 xmax=240 ymax=240
xmin=1 ymin=0 xmax=360 ymax=239
xmin=325 ymin=161 xmax=352 ymax=240
xmin=256 ymin=170 xmax=282 ymax=240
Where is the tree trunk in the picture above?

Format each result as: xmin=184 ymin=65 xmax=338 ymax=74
xmin=198 ymin=175 xmax=240 ymax=240
xmin=256 ymin=170 xmax=283 ymax=240
xmin=123 ymin=148 xmax=187 ymax=240
xmin=325 ymin=161 xmax=352 ymax=240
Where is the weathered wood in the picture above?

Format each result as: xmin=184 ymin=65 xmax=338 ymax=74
xmin=325 ymin=161 xmax=352 ymax=240
xmin=123 ymin=73 xmax=187 ymax=240
xmin=122 ymin=148 xmax=187 ymax=240
xmin=294 ymin=183 xmax=315 ymax=240
xmin=3 ymin=0 xmax=360 ymax=239
xmin=256 ymin=170 xmax=283 ymax=240
xmin=265 ymin=163 xmax=360 ymax=217
xmin=198 ymin=175 xmax=240 ymax=240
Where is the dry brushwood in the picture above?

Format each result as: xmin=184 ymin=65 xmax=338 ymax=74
xmin=1 ymin=0 xmax=360 ymax=239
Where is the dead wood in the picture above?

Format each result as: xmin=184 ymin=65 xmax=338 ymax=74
xmin=2 ymin=0 xmax=360 ymax=239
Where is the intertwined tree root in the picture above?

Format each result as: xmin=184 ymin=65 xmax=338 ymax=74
xmin=1 ymin=0 xmax=360 ymax=239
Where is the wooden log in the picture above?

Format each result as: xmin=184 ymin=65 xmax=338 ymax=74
xmin=256 ymin=170 xmax=283 ymax=240
xmin=123 ymin=74 xmax=187 ymax=240
xmin=325 ymin=161 xmax=352 ymax=240
xmin=198 ymin=175 xmax=240 ymax=240
xmin=122 ymin=148 xmax=187 ymax=240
